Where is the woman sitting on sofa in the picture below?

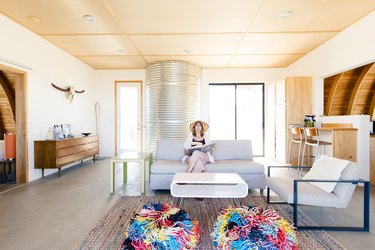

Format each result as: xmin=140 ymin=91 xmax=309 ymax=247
xmin=182 ymin=120 xmax=214 ymax=172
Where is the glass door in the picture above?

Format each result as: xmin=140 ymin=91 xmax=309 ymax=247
xmin=209 ymin=83 xmax=264 ymax=156
xmin=116 ymin=82 xmax=142 ymax=155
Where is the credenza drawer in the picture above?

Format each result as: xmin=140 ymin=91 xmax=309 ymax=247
xmin=75 ymin=151 xmax=87 ymax=161
xmin=56 ymin=139 xmax=77 ymax=149
xmin=57 ymin=147 xmax=76 ymax=157
xmin=87 ymin=135 xmax=98 ymax=143
xmin=87 ymin=141 xmax=98 ymax=150
xmin=87 ymin=148 xmax=99 ymax=157
xmin=75 ymin=145 xmax=87 ymax=153
xmin=57 ymin=155 xmax=76 ymax=166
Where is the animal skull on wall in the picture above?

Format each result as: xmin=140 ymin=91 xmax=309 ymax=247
xmin=51 ymin=83 xmax=85 ymax=103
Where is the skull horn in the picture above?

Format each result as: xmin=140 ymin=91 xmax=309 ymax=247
xmin=51 ymin=83 xmax=85 ymax=93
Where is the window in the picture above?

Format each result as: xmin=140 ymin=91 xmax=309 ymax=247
xmin=209 ymin=83 xmax=264 ymax=156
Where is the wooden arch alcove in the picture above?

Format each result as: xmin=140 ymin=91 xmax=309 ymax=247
xmin=324 ymin=62 xmax=375 ymax=119
xmin=0 ymin=63 xmax=28 ymax=183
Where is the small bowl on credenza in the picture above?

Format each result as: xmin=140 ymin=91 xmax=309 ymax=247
xmin=81 ymin=132 xmax=91 ymax=137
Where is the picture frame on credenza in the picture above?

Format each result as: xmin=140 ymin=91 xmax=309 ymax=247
xmin=53 ymin=125 xmax=64 ymax=139
xmin=61 ymin=124 xmax=72 ymax=138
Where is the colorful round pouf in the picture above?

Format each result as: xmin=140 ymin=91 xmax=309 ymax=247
xmin=211 ymin=206 xmax=298 ymax=250
xmin=122 ymin=202 xmax=202 ymax=249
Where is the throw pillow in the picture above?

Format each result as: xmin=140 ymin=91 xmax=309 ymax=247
xmin=302 ymin=154 xmax=349 ymax=193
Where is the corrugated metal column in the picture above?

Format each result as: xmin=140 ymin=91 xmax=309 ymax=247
xmin=145 ymin=61 xmax=201 ymax=155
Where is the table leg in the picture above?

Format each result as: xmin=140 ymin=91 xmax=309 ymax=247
xmin=110 ymin=160 xmax=115 ymax=194
xmin=141 ymin=160 xmax=145 ymax=194
xmin=123 ymin=162 xmax=128 ymax=183
xmin=145 ymin=155 xmax=153 ymax=182
xmin=177 ymin=197 xmax=184 ymax=207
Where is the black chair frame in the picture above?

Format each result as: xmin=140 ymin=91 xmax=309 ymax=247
xmin=266 ymin=165 xmax=370 ymax=231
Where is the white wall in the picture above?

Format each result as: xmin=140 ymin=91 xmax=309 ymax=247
xmin=285 ymin=10 xmax=375 ymax=179
xmin=0 ymin=14 xmax=95 ymax=181
xmin=93 ymin=68 xmax=285 ymax=157
xmin=93 ymin=70 xmax=145 ymax=157
xmin=287 ymin=11 xmax=375 ymax=78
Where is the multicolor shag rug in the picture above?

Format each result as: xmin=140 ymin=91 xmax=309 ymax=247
xmin=75 ymin=194 xmax=346 ymax=250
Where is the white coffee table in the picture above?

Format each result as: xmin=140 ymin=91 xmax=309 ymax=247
xmin=171 ymin=173 xmax=248 ymax=205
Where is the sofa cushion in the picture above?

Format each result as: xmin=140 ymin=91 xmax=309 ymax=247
xmin=151 ymin=160 xmax=264 ymax=175
xmin=212 ymin=140 xmax=253 ymax=160
xmin=156 ymin=140 xmax=185 ymax=160
xmin=205 ymin=160 xmax=264 ymax=174
xmin=151 ymin=160 xmax=188 ymax=174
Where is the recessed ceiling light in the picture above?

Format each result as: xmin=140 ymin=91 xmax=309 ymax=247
xmin=279 ymin=11 xmax=293 ymax=19
xmin=83 ymin=15 xmax=96 ymax=22
xmin=184 ymin=49 xmax=191 ymax=53
xmin=117 ymin=49 xmax=125 ymax=53
xmin=29 ymin=16 xmax=41 ymax=24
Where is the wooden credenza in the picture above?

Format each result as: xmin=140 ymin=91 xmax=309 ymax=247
xmin=34 ymin=135 xmax=99 ymax=177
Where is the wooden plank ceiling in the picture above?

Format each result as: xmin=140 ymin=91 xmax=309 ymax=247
xmin=324 ymin=62 xmax=375 ymax=119
xmin=0 ymin=0 xmax=375 ymax=69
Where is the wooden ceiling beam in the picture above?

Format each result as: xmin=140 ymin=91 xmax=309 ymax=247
xmin=0 ymin=71 xmax=15 ymax=121
xmin=370 ymin=93 xmax=375 ymax=120
xmin=347 ymin=63 xmax=375 ymax=115
xmin=325 ymin=73 xmax=344 ymax=116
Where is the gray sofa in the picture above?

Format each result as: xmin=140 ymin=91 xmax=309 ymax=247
xmin=150 ymin=140 xmax=266 ymax=190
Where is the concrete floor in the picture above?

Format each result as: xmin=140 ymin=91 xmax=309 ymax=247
xmin=0 ymin=158 xmax=374 ymax=249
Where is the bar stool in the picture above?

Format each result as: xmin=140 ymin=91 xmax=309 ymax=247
xmin=4 ymin=133 xmax=16 ymax=183
xmin=302 ymin=127 xmax=331 ymax=166
xmin=287 ymin=125 xmax=304 ymax=166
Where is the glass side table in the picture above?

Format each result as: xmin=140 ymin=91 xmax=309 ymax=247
xmin=109 ymin=152 xmax=153 ymax=195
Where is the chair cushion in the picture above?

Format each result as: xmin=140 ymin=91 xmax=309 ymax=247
xmin=332 ymin=162 xmax=362 ymax=207
xmin=302 ymin=154 xmax=349 ymax=193
xmin=266 ymin=177 xmax=341 ymax=207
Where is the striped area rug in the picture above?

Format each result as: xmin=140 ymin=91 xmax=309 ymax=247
xmin=76 ymin=194 xmax=346 ymax=249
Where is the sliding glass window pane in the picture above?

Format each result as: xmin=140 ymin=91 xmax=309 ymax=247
xmin=209 ymin=85 xmax=235 ymax=139
xmin=237 ymin=85 xmax=263 ymax=155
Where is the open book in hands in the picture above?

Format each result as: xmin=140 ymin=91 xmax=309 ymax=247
xmin=187 ymin=143 xmax=216 ymax=156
